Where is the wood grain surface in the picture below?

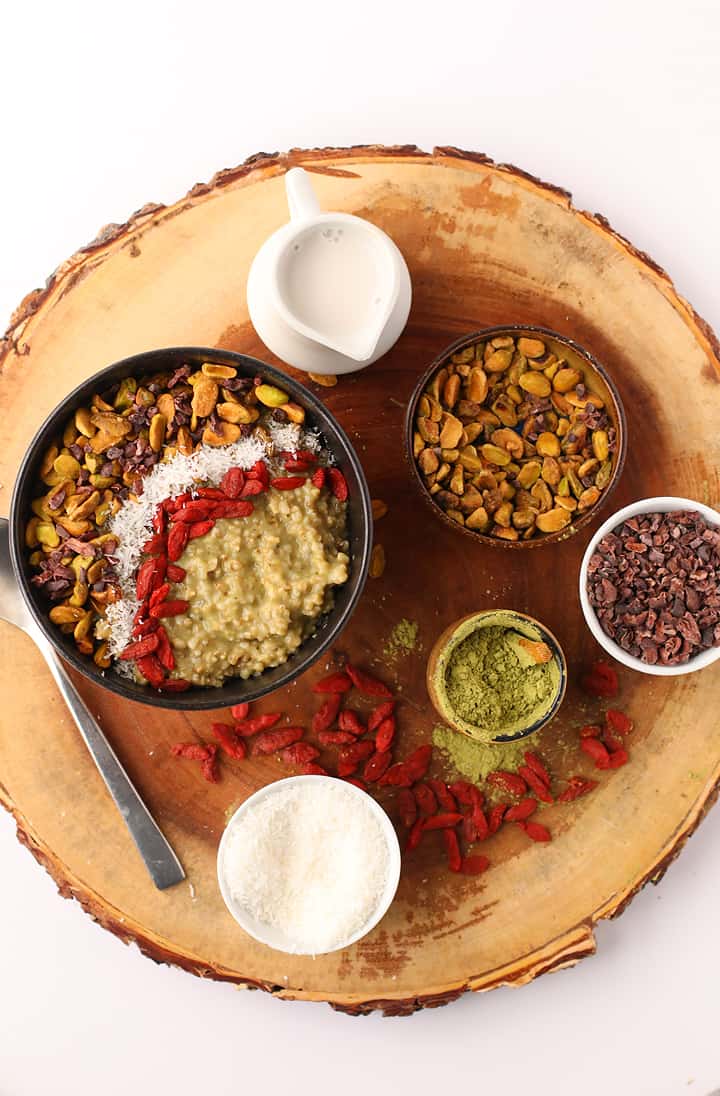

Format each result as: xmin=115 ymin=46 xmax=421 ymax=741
xmin=1 ymin=145 xmax=719 ymax=1015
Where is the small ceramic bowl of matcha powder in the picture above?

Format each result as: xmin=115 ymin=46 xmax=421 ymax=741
xmin=426 ymin=609 xmax=567 ymax=743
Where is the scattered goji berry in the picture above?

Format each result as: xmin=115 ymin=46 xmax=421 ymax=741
xmin=303 ymin=763 xmax=329 ymax=775
xmin=518 ymin=765 xmax=554 ymax=804
xmin=368 ymin=699 xmax=395 ymax=732
xmin=338 ymin=709 xmax=366 ymax=736
xmin=487 ymin=771 xmax=527 ymax=797
xmin=311 ymin=467 xmax=326 ymax=488
xmin=317 ymin=730 xmax=357 ymax=746
xmin=327 ymin=467 xmax=349 ymax=501
xmin=234 ymin=713 xmax=283 ymax=736
xmin=472 ymin=801 xmax=490 ymax=840
xmin=271 ymin=476 xmax=306 ymax=490
xmin=281 ymin=743 xmax=320 ymax=766
xmin=398 ymin=788 xmax=418 ymax=828
xmin=603 ymin=729 xmax=624 ymax=753
xmin=200 ymin=744 xmax=219 ymax=784
xmin=414 ymin=784 xmax=438 ymax=816
xmin=443 ymin=829 xmax=462 ymax=872
xmin=343 ymin=777 xmax=367 ymax=790
xmin=149 ymin=599 xmax=189 ymax=619
xmin=449 ymin=780 xmax=480 ymax=806
xmin=311 ymin=694 xmax=341 ymax=734
xmin=155 ymin=626 xmax=175 ymax=672
xmin=119 ymin=633 xmax=159 ymax=661
xmin=461 ymin=855 xmax=491 ymax=876
xmin=518 ymin=820 xmax=552 ymax=843
xmin=337 ymin=740 xmax=374 ymax=776
xmin=406 ymin=818 xmax=425 ymax=852
xmin=363 ymin=750 xmax=392 ymax=782
xmin=427 ymin=780 xmax=457 ymax=812
xmin=581 ymin=660 xmax=619 ymax=698
xmin=379 ymin=762 xmax=413 ymax=787
xmin=580 ymin=724 xmax=602 ymax=738
xmin=248 ymin=460 xmax=270 ymax=487
xmin=172 ymin=500 xmax=213 ymax=523
xmin=220 ymin=467 xmax=245 ymax=498
xmin=158 ymin=678 xmax=191 ymax=692
xmin=505 ymin=797 xmax=538 ymax=822
xmin=423 ymin=812 xmax=464 ymax=830
xmin=136 ymin=653 xmax=165 ymax=687
xmin=210 ymin=723 xmax=246 ymax=759
xmin=488 ymin=803 xmax=508 ymax=834
xmin=171 ymin=742 xmax=212 ymax=761
xmin=374 ymin=715 xmax=396 ymax=752
xmin=523 ymin=751 xmax=551 ymax=787
xmin=581 ymin=738 xmax=611 ymax=769
xmin=230 ymin=702 xmax=249 ymax=721
xmin=188 ymin=519 xmax=215 ymax=539
xmin=167 ymin=522 xmax=190 ymax=561
xmin=312 ymin=670 xmax=353 ymax=694
xmin=149 ymin=582 xmax=170 ymax=608
xmin=404 ymin=744 xmax=432 ymax=782
xmin=166 ymin=563 xmax=186 ymax=583
xmin=462 ymin=815 xmax=478 ymax=843
xmin=607 ymin=748 xmax=629 ymax=768
xmin=606 ymin=709 xmax=633 ymax=735
xmin=240 ymin=478 xmax=266 ymax=498
xmin=251 ymin=727 xmax=304 ymax=755
xmin=558 ymin=776 xmax=598 ymax=802
xmin=345 ymin=664 xmax=393 ymax=698
xmin=283 ymin=459 xmax=313 ymax=472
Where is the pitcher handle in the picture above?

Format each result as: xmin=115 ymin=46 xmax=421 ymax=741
xmin=285 ymin=167 xmax=321 ymax=221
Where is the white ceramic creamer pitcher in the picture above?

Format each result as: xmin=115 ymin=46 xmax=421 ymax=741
xmin=247 ymin=168 xmax=412 ymax=375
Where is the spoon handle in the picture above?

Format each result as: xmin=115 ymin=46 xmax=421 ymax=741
xmin=41 ymin=643 xmax=185 ymax=890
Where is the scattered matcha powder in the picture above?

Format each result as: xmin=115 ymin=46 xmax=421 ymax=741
xmin=384 ymin=618 xmax=420 ymax=661
xmin=432 ymin=723 xmax=530 ymax=783
xmin=444 ymin=626 xmax=556 ymax=736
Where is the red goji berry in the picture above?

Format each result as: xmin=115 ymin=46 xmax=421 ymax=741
xmin=155 ymin=626 xmax=175 ymax=672
xmin=368 ymin=699 xmax=395 ymax=732
xmin=414 ymin=784 xmax=438 ymax=817
xmin=303 ymin=763 xmax=329 ymax=775
xmin=487 ymin=771 xmax=528 ymax=798
xmin=379 ymin=762 xmax=413 ymax=787
xmin=461 ymin=855 xmax=491 ymax=876
xmin=164 ymin=492 xmax=190 ymax=513
xmin=150 ymin=599 xmax=189 ymax=619
xmin=234 ymin=713 xmax=283 ymax=736
xmin=462 ymin=815 xmax=478 ymax=843
xmin=398 ymin=789 xmax=417 ymax=828
xmin=230 ymin=702 xmax=249 ymax=721
xmin=135 ymin=559 xmax=160 ymax=600
xmin=271 ymin=476 xmax=306 ymax=490
xmin=312 ymin=670 xmax=353 ymax=694
xmin=136 ymin=653 xmax=165 ymax=687
xmin=581 ymin=738 xmax=611 ymax=769
xmin=558 ymin=776 xmax=598 ymax=802
xmin=171 ymin=742 xmax=212 ymax=760
xmin=606 ymin=709 xmax=633 ymax=735
xmin=240 ymin=478 xmax=266 ymax=498
xmin=142 ymin=533 xmax=165 ymax=555
xmin=210 ymin=723 xmax=247 ymax=760
xmin=312 ymin=694 xmax=341 ymax=734
xmin=311 ymin=467 xmax=326 ymax=488
xmin=343 ymin=777 xmax=367 ymax=790
xmin=581 ymin=660 xmax=619 ymax=698
xmin=443 ymin=829 xmax=462 ymax=872
xmin=472 ymin=800 xmax=490 ymax=840
xmin=505 ymin=797 xmax=538 ymax=822
xmin=251 ymin=728 xmax=304 ymax=755
xmin=149 ymin=582 xmax=170 ymax=608
xmin=132 ymin=616 xmax=158 ymax=638
xmin=338 ymin=709 xmax=366 ymax=736
xmin=172 ymin=500 xmax=213 ymax=523
xmin=119 ymin=633 xmax=159 ymax=661
xmin=488 ymin=803 xmax=508 ymax=834
xmin=345 ymin=664 xmax=393 ymax=698
xmin=195 ymin=487 xmax=226 ymax=500
xmin=603 ymin=729 xmax=624 ymax=753
xmin=607 ymin=748 xmax=629 ymax=768
xmin=580 ymin=724 xmax=602 ymax=738
xmin=327 ymin=467 xmax=348 ymax=501
xmin=406 ymin=818 xmax=425 ymax=852
xmin=167 ymin=522 xmax=190 ymax=561
xmin=523 ymin=751 xmax=551 ymax=787
xmin=166 ymin=563 xmax=186 ymax=583
xmin=281 ymin=743 xmax=320 ymax=766
xmin=151 ymin=507 xmax=166 ymax=533
xmin=518 ymin=765 xmax=554 ymax=804
xmin=188 ymin=519 xmax=215 ymax=539
xmin=201 ymin=745 xmax=220 ymax=784
xmin=363 ymin=750 xmax=392 ymax=782
xmin=337 ymin=740 xmax=374 ymax=776
xmin=248 ymin=460 xmax=270 ymax=487
xmin=317 ymin=730 xmax=357 ymax=746
xmin=213 ymin=500 xmax=255 ymax=519
xmin=283 ymin=459 xmax=313 ymax=472
xmin=423 ymin=812 xmax=464 ymax=830
xmin=427 ymin=780 xmax=457 ymax=812
xmin=157 ymin=678 xmax=191 ymax=692
xmin=220 ymin=467 xmax=245 ymax=498
xmin=518 ymin=820 xmax=552 ymax=843
xmin=375 ymin=715 xmax=396 ymax=752
xmin=449 ymin=780 xmax=480 ymax=806
xmin=404 ymin=744 xmax=432 ymax=782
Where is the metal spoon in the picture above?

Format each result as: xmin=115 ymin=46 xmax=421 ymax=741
xmin=0 ymin=517 xmax=184 ymax=890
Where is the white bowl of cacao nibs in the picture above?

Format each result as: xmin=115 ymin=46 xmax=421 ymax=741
xmin=579 ymin=497 xmax=720 ymax=675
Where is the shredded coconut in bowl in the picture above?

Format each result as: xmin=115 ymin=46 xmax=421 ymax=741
xmin=219 ymin=780 xmax=395 ymax=954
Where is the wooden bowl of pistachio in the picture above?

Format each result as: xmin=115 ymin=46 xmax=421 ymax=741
xmin=405 ymin=326 xmax=627 ymax=547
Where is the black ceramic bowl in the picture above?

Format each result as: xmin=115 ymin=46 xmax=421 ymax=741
xmin=10 ymin=347 xmax=372 ymax=710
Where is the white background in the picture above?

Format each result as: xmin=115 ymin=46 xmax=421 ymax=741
xmin=1 ymin=1 xmax=719 ymax=1093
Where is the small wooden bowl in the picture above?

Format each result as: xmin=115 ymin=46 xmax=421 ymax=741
xmin=404 ymin=325 xmax=627 ymax=549
xmin=426 ymin=609 xmax=567 ymax=743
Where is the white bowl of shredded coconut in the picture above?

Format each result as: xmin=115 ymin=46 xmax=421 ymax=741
xmin=217 ymin=776 xmax=401 ymax=954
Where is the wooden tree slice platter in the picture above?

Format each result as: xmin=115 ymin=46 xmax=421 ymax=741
xmin=2 ymin=145 xmax=720 ymax=1016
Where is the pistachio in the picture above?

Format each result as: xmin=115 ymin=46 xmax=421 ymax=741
xmin=491 ymin=394 xmax=518 ymax=427
xmin=36 ymin=523 xmax=60 ymax=547
xmin=40 ymin=444 xmax=59 ymax=479
xmin=578 ymin=486 xmax=601 ymax=511
xmin=202 ymin=422 xmax=242 ymax=446
xmin=191 ymin=375 xmax=219 ymax=419
xmin=90 ymin=410 xmax=131 ymax=437
xmin=447 ymin=509 xmax=465 ymax=525
xmin=440 ymin=448 xmax=460 ymax=462
xmin=518 ymin=372 xmax=552 ymax=397
xmin=156 ymin=392 xmax=175 ymax=423
xmin=255 ymin=383 xmax=289 ymax=408
xmin=67 ymin=490 xmax=101 ymax=521
xmin=541 ymin=456 xmax=562 ymax=488
xmin=418 ymin=417 xmax=440 ymax=445
xmin=53 ymin=453 xmax=81 ymax=479
xmin=536 ymin=508 xmax=571 ymax=533
xmin=202 ymin=362 xmax=237 ymax=380
xmin=512 ymin=508 xmax=536 ymax=529
xmin=283 ymin=402 xmax=306 ymax=424
xmin=465 ymin=506 xmax=490 ymax=531
xmin=308 ymin=372 xmax=337 ymax=387
xmin=493 ymin=525 xmax=519 ymax=541
xmin=517 ymin=337 xmax=545 ymax=358
xmin=553 ymin=367 xmax=582 ymax=393
xmin=369 ymin=544 xmax=386 ymax=578
xmin=459 ymin=487 xmax=485 ymax=513
xmin=517 ymin=461 xmax=541 ymax=488
xmin=464 ymin=423 xmax=483 ymax=444
xmin=177 ymin=425 xmax=193 ymax=456
xmin=435 ymin=462 xmax=451 ymax=483
xmin=592 ymin=429 xmax=609 ymax=462
xmin=494 ymin=501 xmax=513 ymax=527
xmin=428 ymin=367 xmax=447 ymax=401
xmin=418 ymin=448 xmax=440 ymax=475
xmin=25 ymin=516 xmax=40 ymax=548
xmin=499 ymin=480 xmax=516 ymax=501
xmin=557 ymin=475 xmax=570 ymax=497
xmin=556 ymin=495 xmax=578 ymax=512
xmin=371 ymin=499 xmax=388 ymax=521
xmin=452 ymin=347 xmax=476 ymax=364
xmin=491 ymin=428 xmax=524 ymax=459
xmin=578 ymin=457 xmax=600 ymax=478
xmin=439 ymin=414 xmax=463 ymax=449
xmin=114 ymin=377 xmax=138 ymax=410
xmin=481 ymin=443 xmax=511 ymax=467
xmin=94 ymin=641 xmax=112 ymax=670
xmin=484 ymin=349 xmax=513 ymax=373
xmin=418 ymin=395 xmax=431 ymax=418
xmin=49 ymin=605 xmax=86 ymax=625
xmin=467 ymin=367 xmax=488 ymax=402
xmin=565 ymin=390 xmax=604 ymax=410
xmin=443 ymin=373 xmax=461 ymax=408
xmin=149 ymin=412 xmax=167 ymax=452
xmin=595 ymin=460 xmax=612 ymax=490
xmin=536 ymin=432 xmax=561 ymax=458
xmin=425 ymin=396 xmax=443 ymax=422
xmin=457 ymin=446 xmax=482 ymax=473
xmin=217 ymin=401 xmax=258 ymax=424
xmin=531 ymin=480 xmax=553 ymax=512
xmin=449 ymin=463 xmax=464 ymax=496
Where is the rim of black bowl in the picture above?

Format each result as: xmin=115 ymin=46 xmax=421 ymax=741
xmin=403 ymin=324 xmax=628 ymax=549
xmin=10 ymin=347 xmax=373 ymax=711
